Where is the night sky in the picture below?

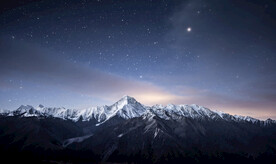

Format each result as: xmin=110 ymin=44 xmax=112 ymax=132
xmin=1 ymin=0 xmax=276 ymax=119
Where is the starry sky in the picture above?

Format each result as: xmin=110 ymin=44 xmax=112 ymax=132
xmin=0 ymin=0 xmax=276 ymax=119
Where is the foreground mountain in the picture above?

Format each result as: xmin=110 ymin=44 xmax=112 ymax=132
xmin=0 ymin=96 xmax=276 ymax=163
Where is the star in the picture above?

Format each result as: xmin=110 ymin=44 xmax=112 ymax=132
xmin=187 ymin=27 xmax=192 ymax=32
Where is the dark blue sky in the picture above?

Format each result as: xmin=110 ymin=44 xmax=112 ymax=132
xmin=1 ymin=0 xmax=276 ymax=119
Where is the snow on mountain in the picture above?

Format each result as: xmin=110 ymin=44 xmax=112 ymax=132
xmin=63 ymin=134 xmax=93 ymax=147
xmin=1 ymin=96 xmax=275 ymax=126
xmin=150 ymin=104 xmax=224 ymax=120
xmin=114 ymin=96 xmax=147 ymax=119
xmin=0 ymin=109 xmax=8 ymax=115
xmin=264 ymin=118 xmax=276 ymax=125
xmin=93 ymin=96 xmax=147 ymax=126
xmin=11 ymin=105 xmax=39 ymax=117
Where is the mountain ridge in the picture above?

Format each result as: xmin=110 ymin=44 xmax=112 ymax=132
xmin=1 ymin=95 xmax=275 ymax=126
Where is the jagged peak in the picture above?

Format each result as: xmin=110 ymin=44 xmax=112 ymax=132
xmin=38 ymin=104 xmax=44 ymax=108
xmin=122 ymin=95 xmax=136 ymax=101
xmin=17 ymin=105 xmax=34 ymax=110
xmin=115 ymin=95 xmax=138 ymax=106
xmin=265 ymin=118 xmax=276 ymax=123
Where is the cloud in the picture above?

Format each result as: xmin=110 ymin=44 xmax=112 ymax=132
xmin=0 ymin=37 xmax=178 ymax=104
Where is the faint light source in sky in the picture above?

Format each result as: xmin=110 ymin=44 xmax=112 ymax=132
xmin=187 ymin=27 xmax=192 ymax=32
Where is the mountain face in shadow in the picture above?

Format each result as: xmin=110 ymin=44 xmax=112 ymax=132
xmin=0 ymin=96 xmax=276 ymax=163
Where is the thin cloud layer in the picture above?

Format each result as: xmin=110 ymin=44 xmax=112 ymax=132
xmin=0 ymin=38 xmax=178 ymax=104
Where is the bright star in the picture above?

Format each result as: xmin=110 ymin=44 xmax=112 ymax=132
xmin=187 ymin=27 xmax=192 ymax=32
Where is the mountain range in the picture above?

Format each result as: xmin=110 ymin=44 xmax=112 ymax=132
xmin=0 ymin=96 xmax=276 ymax=163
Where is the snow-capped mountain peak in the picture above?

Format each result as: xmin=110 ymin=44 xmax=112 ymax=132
xmin=113 ymin=95 xmax=147 ymax=119
xmin=38 ymin=104 xmax=44 ymax=108
xmin=115 ymin=95 xmax=137 ymax=106
xmin=1 ymin=96 xmax=275 ymax=126
xmin=17 ymin=105 xmax=34 ymax=111
xmin=264 ymin=118 xmax=276 ymax=125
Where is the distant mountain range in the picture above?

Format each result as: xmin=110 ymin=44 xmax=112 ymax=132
xmin=0 ymin=96 xmax=276 ymax=163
